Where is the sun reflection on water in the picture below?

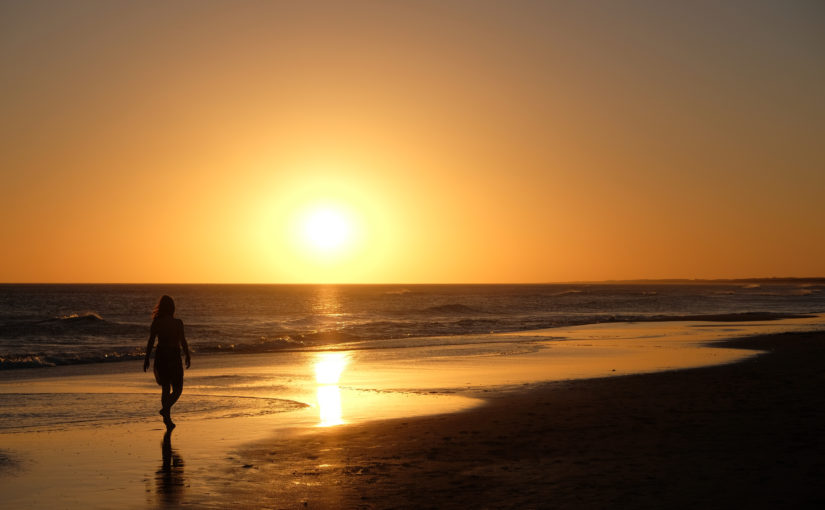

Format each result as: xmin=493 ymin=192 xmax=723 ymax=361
xmin=315 ymin=352 xmax=348 ymax=385
xmin=314 ymin=352 xmax=349 ymax=427
xmin=317 ymin=385 xmax=343 ymax=427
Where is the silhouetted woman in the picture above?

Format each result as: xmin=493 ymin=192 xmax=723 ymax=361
xmin=144 ymin=295 xmax=191 ymax=431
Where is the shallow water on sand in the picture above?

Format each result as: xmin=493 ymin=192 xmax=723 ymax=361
xmin=1 ymin=315 xmax=824 ymax=509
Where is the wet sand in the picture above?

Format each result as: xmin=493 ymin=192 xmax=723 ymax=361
xmin=220 ymin=331 xmax=825 ymax=509
xmin=2 ymin=319 xmax=824 ymax=508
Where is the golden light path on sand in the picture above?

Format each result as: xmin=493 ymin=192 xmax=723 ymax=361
xmin=314 ymin=352 xmax=349 ymax=427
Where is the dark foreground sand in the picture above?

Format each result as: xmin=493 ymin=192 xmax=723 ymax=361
xmin=219 ymin=332 xmax=825 ymax=509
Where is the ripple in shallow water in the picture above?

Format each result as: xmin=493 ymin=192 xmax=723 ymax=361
xmin=0 ymin=392 xmax=307 ymax=432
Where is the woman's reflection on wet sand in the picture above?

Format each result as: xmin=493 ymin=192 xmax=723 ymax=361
xmin=156 ymin=431 xmax=185 ymax=506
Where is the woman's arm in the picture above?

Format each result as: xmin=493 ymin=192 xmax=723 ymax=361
xmin=180 ymin=320 xmax=191 ymax=369
xmin=144 ymin=322 xmax=156 ymax=372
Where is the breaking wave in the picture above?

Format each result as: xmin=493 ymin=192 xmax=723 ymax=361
xmin=2 ymin=282 xmax=823 ymax=370
xmin=417 ymin=304 xmax=487 ymax=315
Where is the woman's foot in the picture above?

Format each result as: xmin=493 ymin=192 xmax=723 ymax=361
xmin=159 ymin=408 xmax=174 ymax=430
xmin=161 ymin=410 xmax=175 ymax=430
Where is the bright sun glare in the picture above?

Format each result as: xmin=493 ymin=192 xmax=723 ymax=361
xmin=314 ymin=352 xmax=348 ymax=385
xmin=301 ymin=206 xmax=352 ymax=253
xmin=314 ymin=352 xmax=349 ymax=426
xmin=274 ymin=183 xmax=384 ymax=280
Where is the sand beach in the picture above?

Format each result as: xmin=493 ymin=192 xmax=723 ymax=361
xmin=1 ymin=316 xmax=824 ymax=509
xmin=220 ymin=329 xmax=825 ymax=509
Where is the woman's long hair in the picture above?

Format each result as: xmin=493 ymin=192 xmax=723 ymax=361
xmin=153 ymin=295 xmax=175 ymax=320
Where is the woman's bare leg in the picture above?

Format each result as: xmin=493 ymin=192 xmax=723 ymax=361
xmin=168 ymin=379 xmax=183 ymax=409
xmin=160 ymin=382 xmax=172 ymax=415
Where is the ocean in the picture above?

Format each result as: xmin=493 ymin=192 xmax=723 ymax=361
xmin=3 ymin=280 xmax=825 ymax=500
xmin=2 ymin=281 xmax=823 ymax=370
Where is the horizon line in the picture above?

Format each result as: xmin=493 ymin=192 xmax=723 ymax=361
xmin=2 ymin=277 xmax=824 ymax=286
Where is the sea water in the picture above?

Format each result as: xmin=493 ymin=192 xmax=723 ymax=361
xmin=2 ymin=281 xmax=823 ymax=369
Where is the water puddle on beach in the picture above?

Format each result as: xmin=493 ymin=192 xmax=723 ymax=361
xmin=1 ymin=314 xmax=823 ymax=508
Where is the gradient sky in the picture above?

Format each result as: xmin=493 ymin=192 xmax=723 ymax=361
xmin=2 ymin=0 xmax=823 ymax=283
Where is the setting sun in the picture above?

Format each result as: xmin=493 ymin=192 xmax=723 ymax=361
xmin=288 ymin=199 xmax=364 ymax=263
xmin=301 ymin=207 xmax=352 ymax=253
xmin=249 ymin=170 xmax=397 ymax=283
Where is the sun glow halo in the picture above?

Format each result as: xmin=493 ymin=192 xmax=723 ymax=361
xmin=263 ymin=174 xmax=394 ymax=281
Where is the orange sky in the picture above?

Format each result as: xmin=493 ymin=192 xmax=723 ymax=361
xmin=2 ymin=1 xmax=824 ymax=283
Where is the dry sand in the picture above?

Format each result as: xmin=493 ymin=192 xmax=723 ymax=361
xmin=213 ymin=331 xmax=825 ymax=509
